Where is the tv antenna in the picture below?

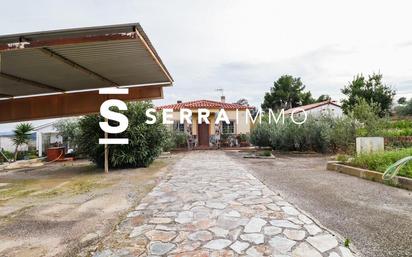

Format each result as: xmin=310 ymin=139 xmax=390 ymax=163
xmin=215 ymin=88 xmax=224 ymax=96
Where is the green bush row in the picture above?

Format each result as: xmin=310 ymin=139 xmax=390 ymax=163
xmin=250 ymin=115 xmax=358 ymax=153
xmin=343 ymin=148 xmax=412 ymax=178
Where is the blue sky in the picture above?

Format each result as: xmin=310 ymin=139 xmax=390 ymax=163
xmin=1 ymin=0 xmax=412 ymax=131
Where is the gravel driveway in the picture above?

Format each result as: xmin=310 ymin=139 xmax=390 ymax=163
xmin=228 ymin=151 xmax=412 ymax=257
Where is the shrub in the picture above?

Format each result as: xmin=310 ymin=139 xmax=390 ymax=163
xmin=163 ymin=130 xmax=187 ymax=151
xmin=0 ymin=149 xmax=13 ymax=163
xmin=237 ymin=133 xmax=250 ymax=143
xmin=250 ymin=114 xmax=359 ymax=153
xmin=347 ymin=148 xmax=412 ymax=178
xmin=77 ymin=101 xmax=168 ymax=169
xmin=395 ymin=98 xmax=412 ymax=116
xmin=259 ymin=150 xmax=272 ymax=156
xmin=250 ymin=122 xmax=272 ymax=147
xmin=54 ymin=119 xmax=81 ymax=151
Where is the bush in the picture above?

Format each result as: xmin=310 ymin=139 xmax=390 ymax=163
xmin=163 ymin=130 xmax=187 ymax=151
xmin=346 ymin=148 xmax=412 ymax=178
xmin=250 ymin=114 xmax=358 ymax=153
xmin=395 ymin=98 xmax=412 ymax=116
xmin=77 ymin=101 xmax=168 ymax=169
xmin=250 ymin=123 xmax=272 ymax=147
xmin=0 ymin=149 xmax=13 ymax=163
xmin=54 ymin=119 xmax=81 ymax=151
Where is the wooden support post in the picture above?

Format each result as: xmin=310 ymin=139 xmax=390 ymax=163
xmin=104 ymin=117 xmax=109 ymax=174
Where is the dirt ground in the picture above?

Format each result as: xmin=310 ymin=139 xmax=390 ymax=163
xmin=227 ymin=151 xmax=412 ymax=257
xmin=0 ymin=154 xmax=180 ymax=257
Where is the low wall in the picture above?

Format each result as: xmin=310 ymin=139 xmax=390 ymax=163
xmin=384 ymin=136 xmax=412 ymax=145
xmin=326 ymin=161 xmax=412 ymax=191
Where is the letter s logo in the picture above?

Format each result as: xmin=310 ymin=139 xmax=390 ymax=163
xmin=99 ymin=99 xmax=128 ymax=134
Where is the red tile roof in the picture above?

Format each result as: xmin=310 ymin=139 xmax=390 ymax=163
xmin=284 ymin=100 xmax=341 ymax=114
xmin=156 ymin=99 xmax=252 ymax=110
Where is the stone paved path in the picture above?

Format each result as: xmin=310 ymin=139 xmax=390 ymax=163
xmin=92 ymin=151 xmax=357 ymax=257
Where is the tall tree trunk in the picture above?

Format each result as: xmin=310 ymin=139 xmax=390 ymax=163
xmin=14 ymin=145 xmax=19 ymax=162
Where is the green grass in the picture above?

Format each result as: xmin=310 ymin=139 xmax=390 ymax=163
xmin=345 ymin=148 xmax=412 ymax=178
xmin=258 ymin=150 xmax=272 ymax=157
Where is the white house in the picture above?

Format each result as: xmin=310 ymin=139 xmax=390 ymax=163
xmin=34 ymin=122 xmax=63 ymax=157
xmin=0 ymin=121 xmax=63 ymax=157
xmin=0 ymin=131 xmax=33 ymax=153
xmin=284 ymin=100 xmax=343 ymax=118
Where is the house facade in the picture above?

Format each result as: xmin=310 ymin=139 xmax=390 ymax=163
xmin=284 ymin=100 xmax=343 ymax=118
xmin=0 ymin=121 xmax=63 ymax=157
xmin=157 ymin=97 xmax=253 ymax=148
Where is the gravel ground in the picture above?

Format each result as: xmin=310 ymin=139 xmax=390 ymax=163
xmin=0 ymin=156 xmax=178 ymax=257
xmin=228 ymin=151 xmax=412 ymax=257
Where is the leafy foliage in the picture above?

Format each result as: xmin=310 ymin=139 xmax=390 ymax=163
xmin=163 ymin=130 xmax=187 ymax=151
xmin=316 ymin=94 xmax=331 ymax=102
xmin=261 ymin=75 xmax=314 ymax=111
xmin=346 ymin=147 xmax=412 ymax=178
xmin=395 ymin=98 xmax=412 ymax=116
xmin=351 ymin=98 xmax=389 ymax=136
xmin=398 ymin=97 xmax=407 ymax=105
xmin=77 ymin=101 xmax=168 ymax=169
xmin=54 ymin=119 xmax=81 ymax=151
xmin=341 ymin=73 xmax=395 ymax=117
xmin=250 ymin=115 xmax=358 ymax=153
xmin=12 ymin=123 xmax=34 ymax=161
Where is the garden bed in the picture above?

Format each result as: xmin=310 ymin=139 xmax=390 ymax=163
xmin=327 ymin=161 xmax=412 ymax=190
xmin=337 ymin=148 xmax=412 ymax=179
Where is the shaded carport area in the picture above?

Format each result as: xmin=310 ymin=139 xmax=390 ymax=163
xmin=0 ymin=23 xmax=172 ymax=122
xmin=0 ymin=23 xmax=173 ymax=172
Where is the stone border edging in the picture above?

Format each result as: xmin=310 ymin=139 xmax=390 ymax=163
xmin=326 ymin=161 xmax=412 ymax=191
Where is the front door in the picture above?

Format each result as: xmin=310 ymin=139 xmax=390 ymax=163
xmin=197 ymin=122 xmax=210 ymax=147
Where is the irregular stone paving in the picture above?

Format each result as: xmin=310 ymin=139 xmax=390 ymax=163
xmin=92 ymin=151 xmax=357 ymax=257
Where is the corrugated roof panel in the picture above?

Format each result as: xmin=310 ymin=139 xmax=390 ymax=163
xmin=1 ymin=48 xmax=109 ymax=92
xmin=0 ymin=23 xmax=173 ymax=98
xmin=50 ymin=40 xmax=169 ymax=85
xmin=0 ymin=77 xmax=51 ymax=96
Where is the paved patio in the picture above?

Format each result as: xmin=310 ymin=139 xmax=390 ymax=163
xmin=92 ymin=151 xmax=356 ymax=257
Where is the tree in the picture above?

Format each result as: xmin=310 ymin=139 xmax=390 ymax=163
xmin=351 ymin=98 xmax=388 ymax=136
xmin=395 ymin=98 xmax=412 ymax=116
xmin=316 ymin=94 xmax=331 ymax=102
xmin=77 ymin=101 xmax=168 ymax=169
xmin=235 ymin=98 xmax=249 ymax=106
xmin=398 ymin=97 xmax=407 ymax=105
xmin=261 ymin=75 xmax=313 ymax=111
xmin=300 ymin=91 xmax=315 ymax=105
xmin=341 ymin=73 xmax=395 ymax=117
xmin=12 ymin=123 xmax=34 ymax=161
xmin=54 ymin=119 xmax=81 ymax=151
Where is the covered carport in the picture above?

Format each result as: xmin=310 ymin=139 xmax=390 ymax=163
xmin=0 ymin=23 xmax=173 ymax=171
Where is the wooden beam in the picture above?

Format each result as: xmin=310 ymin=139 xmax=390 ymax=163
xmin=39 ymin=48 xmax=119 ymax=86
xmin=0 ymin=85 xmax=164 ymax=123
xmin=0 ymin=72 xmax=64 ymax=92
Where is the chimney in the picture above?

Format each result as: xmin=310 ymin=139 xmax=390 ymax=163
xmin=177 ymin=100 xmax=182 ymax=104
xmin=221 ymin=96 xmax=226 ymax=103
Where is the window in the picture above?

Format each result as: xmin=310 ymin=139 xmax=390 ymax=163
xmin=222 ymin=121 xmax=235 ymax=134
xmin=173 ymin=121 xmax=185 ymax=132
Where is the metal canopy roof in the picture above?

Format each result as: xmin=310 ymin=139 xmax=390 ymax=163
xmin=0 ymin=23 xmax=173 ymax=98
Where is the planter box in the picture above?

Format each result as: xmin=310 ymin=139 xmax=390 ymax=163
xmin=326 ymin=161 xmax=412 ymax=191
